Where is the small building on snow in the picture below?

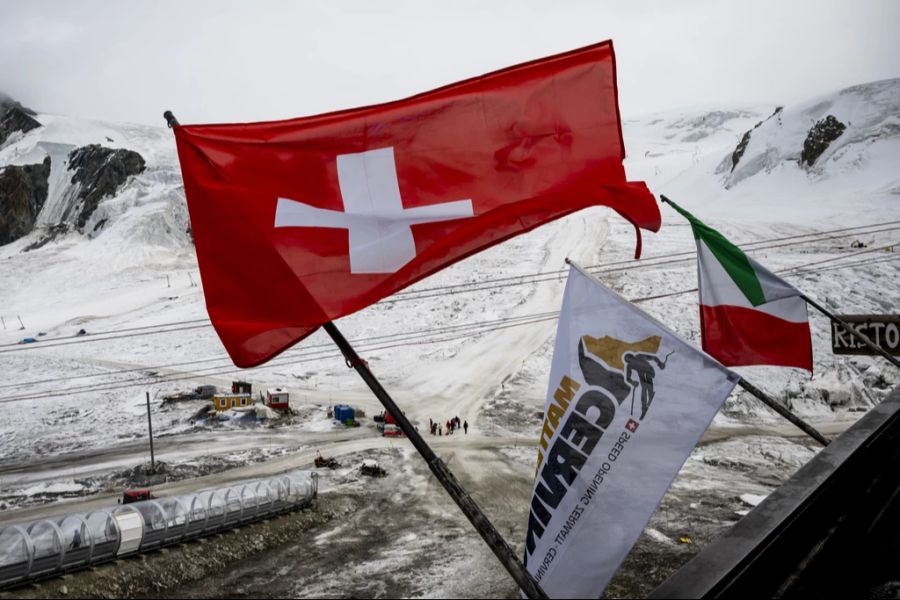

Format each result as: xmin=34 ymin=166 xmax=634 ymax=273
xmin=266 ymin=388 xmax=290 ymax=412
xmin=213 ymin=393 xmax=252 ymax=412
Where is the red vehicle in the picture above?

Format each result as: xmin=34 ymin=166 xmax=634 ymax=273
xmin=380 ymin=411 xmax=405 ymax=437
xmin=382 ymin=424 xmax=403 ymax=437
xmin=121 ymin=488 xmax=154 ymax=504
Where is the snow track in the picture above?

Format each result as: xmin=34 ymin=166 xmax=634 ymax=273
xmin=402 ymin=210 xmax=610 ymax=430
xmin=0 ymin=81 xmax=898 ymax=545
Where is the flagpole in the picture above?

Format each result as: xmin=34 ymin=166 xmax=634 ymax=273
xmin=735 ymin=378 xmax=829 ymax=446
xmin=164 ymin=110 xmax=179 ymax=128
xmin=801 ymin=294 xmax=900 ymax=370
xmin=322 ymin=321 xmax=548 ymax=599
xmin=164 ymin=110 xmax=545 ymax=598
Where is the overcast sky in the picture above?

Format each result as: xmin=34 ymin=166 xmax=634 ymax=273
xmin=2 ymin=0 xmax=898 ymax=126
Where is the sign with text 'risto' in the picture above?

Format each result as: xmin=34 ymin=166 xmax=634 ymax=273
xmin=831 ymin=315 xmax=900 ymax=356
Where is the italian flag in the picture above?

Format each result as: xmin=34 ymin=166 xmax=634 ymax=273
xmin=666 ymin=199 xmax=813 ymax=371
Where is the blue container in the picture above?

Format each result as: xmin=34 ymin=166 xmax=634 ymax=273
xmin=333 ymin=405 xmax=355 ymax=422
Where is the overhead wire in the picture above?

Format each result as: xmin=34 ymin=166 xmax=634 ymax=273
xmin=2 ymin=251 xmax=896 ymax=405
xmin=3 ymin=221 xmax=898 ymax=353
xmin=388 ymin=219 xmax=900 ymax=297
xmin=0 ymin=312 xmax=561 ymax=403
xmin=0 ymin=311 xmax=561 ymax=395
xmin=383 ymin=224 xmax=900 ymax=302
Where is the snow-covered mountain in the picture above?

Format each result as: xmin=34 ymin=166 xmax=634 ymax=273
xmin=722 ymin=79 xmax=900 ymax=192
xmin=0 ymin=79 xmax=897 ymax=474
xmin=2 ymin=78 xmax=897 ymax=255
xmin=0 ymin=100 xmax=189 ymax=251
xmin=1 ymin=79 xmax=897 ymax=599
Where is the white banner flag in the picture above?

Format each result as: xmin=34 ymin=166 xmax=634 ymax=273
xmin=525 ymin=263 xmax=739 ymax=598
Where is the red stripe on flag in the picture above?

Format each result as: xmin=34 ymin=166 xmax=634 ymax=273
xmin=700 ymin=304 xmax=813 ymax=371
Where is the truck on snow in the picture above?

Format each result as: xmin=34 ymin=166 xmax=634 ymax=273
xmin=375 ymin=410 xmax=404 ymax=437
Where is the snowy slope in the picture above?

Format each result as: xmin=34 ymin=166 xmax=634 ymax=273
xmin=0 ymin=79 xmax=898 ymax=488
xmin=1 ymin=112 xmax=189 ymax=247
xmin=724 ymin=79 xmax=900 ymax=192
xmin=619 ymin=80 xmax=900 ymax=422
xmin=0 ymin=112 xmax=195 ymax=342
xmin=632 ymin=78 xmax=900 ymax=223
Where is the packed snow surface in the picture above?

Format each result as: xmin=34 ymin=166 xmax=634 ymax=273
xmin=2 ymin=78 xmax=898 ymax=467
xmin=0 ymin=79 xmax=898 ymax=596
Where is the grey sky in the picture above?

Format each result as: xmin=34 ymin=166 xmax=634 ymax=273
xmin=1 ymin=0 xmax=898 ymax=126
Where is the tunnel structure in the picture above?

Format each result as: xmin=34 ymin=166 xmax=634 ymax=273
xmin=0 ymin=470 xmax=317 ymax=589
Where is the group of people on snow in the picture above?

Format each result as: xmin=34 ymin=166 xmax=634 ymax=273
xmin=429 ymin=416 xmax=468 ymax=436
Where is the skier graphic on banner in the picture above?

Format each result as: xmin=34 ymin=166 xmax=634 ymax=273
xmin=578 ymin=334 xmax=674 ymax=419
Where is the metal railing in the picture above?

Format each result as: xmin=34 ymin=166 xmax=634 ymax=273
xmin=651 ymin=388 xmax=900 ymax=598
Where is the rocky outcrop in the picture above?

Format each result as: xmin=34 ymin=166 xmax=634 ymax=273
xmin=730 ymin=130 xmax=752 ymax=172
xmin=0 ymin=156 xmax=51 ymax=245
xmin=68 ymin=144 xmax=146 ymax=229
xmin=800 ymin=115 xmax=846 ymax=167
xmin=0 ymin=95 xmax=41 ymax=147
xmin=23 ymin=224 xmax=69 ymax=252
xmin=728 ymin=106 xmax=782 ymax=173
xmin=0 ymin=144 xmax=147 ymax=247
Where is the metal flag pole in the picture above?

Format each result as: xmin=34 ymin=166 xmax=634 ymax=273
xmin=163 ymin=110 xmax=546 ymax=599
xmin=802 ymin=294 xmax=900 ymax=370
xmin=322 ymin=322 xmax=547 ymax=599
xmin=736 ymin=379 xmax=829 ymax=446
xmin=145 ymin=391 xmax=156 ymax=469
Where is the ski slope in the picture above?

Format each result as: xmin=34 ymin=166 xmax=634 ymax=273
xmin=0 ymin=79 xmax=898 ymax=509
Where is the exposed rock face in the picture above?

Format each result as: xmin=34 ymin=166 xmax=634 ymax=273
xmin=728 ymin=106 xmax=782 ymax=173
xmin=68 ymin=144 xmax=146 ymax=229
xmin=23 ymin=223 xmax=69 ymax=252
xmin=731 ymin=130 xmax=752 ymax=172
xmin=800 ymin=115 xmax=846 ymax=167
xmin=0 ymin=95 xmax=41 ymax=147
xmin=0 ymin=156 xmax=51 ymax=245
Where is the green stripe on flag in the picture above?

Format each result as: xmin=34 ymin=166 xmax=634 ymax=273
xmin=664 ymin=199 xmax=767 ymax=306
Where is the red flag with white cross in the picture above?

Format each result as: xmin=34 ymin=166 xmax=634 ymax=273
xmin=172 ymin=40 xmax=660 ymax=367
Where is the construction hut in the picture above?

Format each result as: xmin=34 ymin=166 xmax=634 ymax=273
xmin=232 ymin=381 xmax=252 ymax=394
xmin=213 ymin=393 xmax=253 ymax=412
xmin=266 ymin=388 xmax=290 ymax=412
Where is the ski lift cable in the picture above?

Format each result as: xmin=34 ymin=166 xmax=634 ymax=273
xmin=4 ymin=220 xmax=898 ymax=353
xmin=1 ymin=254 xmax=895 ymax=405
xmin=0 ymin=313 xmax=561 ymax=403
xmin=0 ymin=311 xmax=561 ymax=393
xmin=8 ymin=221 xmax=899 ymax=357
xmin=2 ymin=220 xmax=897 ymax=350
xmin=1 ymin=229 xmax=897 ymax=358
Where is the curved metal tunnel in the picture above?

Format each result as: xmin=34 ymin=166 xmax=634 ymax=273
xmin=0 ymin=471 xmax=318 ymax=589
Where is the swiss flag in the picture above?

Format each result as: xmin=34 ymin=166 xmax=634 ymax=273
xmin=173 ymin=40 xmax=660 ymax=367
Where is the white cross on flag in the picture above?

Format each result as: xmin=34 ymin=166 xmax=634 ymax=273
xmin=275 ymin=147 xmax=474 ymax=273
xmin=172 ymin=41 xmax=660 ymax=367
